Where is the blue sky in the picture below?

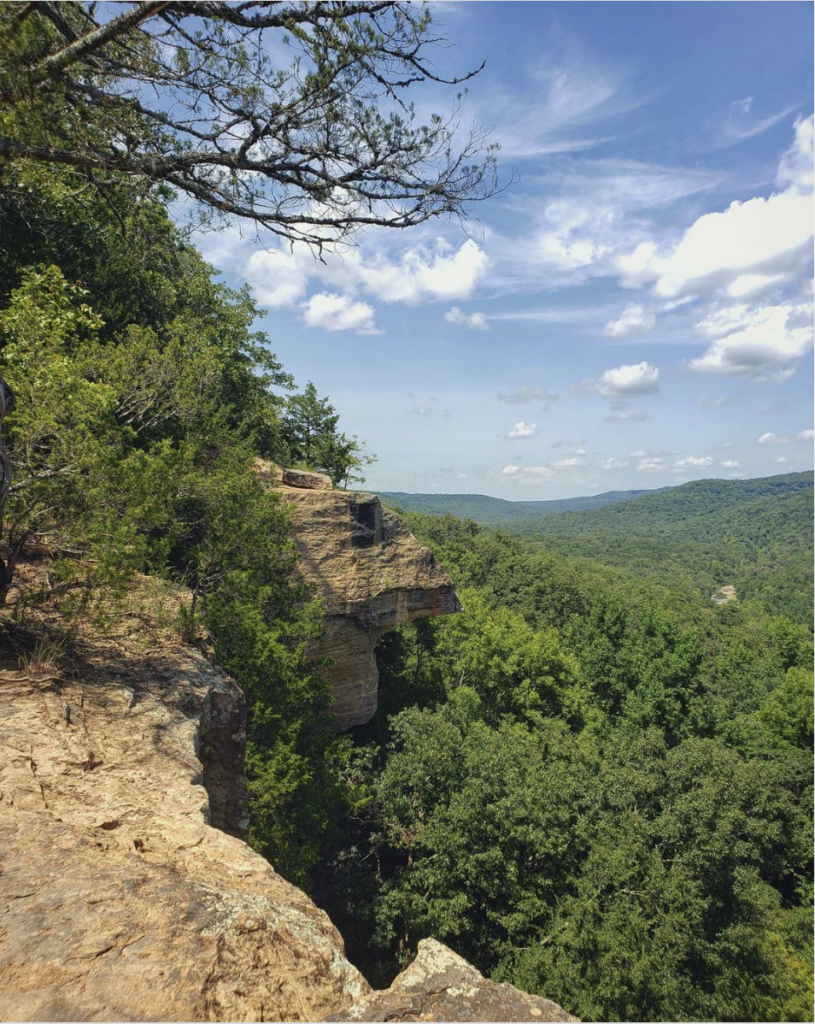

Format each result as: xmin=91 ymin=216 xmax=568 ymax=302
xmin=197 ymin=1 xmax=814 ymax=499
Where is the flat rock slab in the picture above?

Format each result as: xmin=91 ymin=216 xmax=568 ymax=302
xmin=325 ymin=939 xmax=578 ymax=1023
xmin=282 ymin=468 xmax=333 ymax=489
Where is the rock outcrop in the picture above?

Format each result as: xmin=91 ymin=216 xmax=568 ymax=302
xmin=0 ymin=607 xmax=369 ymax=1022
xmin=327 ymin=939 xmax=577 ymax=1023
xmin=0 ymin=546 xmax=576 ymax=1023
xmin=279 ymin=480 xmax=461 ymax=730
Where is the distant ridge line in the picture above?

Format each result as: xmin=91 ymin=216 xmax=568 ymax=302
xmin=378 ymin=472 xmax=814 ymax=527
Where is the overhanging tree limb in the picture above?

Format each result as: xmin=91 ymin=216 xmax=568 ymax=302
xmin=0 ymin=1 xmax=503 ymax=248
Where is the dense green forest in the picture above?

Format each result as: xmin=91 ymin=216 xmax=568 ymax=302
xmin=1 ymin=5 xmax=812 ymax=1022
xmin=512 ymin=474 xmax=814 ymax=627
xmin=315 ymin=509 xmax=814 ymax=1022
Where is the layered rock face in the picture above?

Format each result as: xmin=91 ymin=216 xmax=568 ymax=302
xmin=0 ymin=622 xmax=369 ymax=1022
xmin=279 ymin=479 xmax=461 ymax=729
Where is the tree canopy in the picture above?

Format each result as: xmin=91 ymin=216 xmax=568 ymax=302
xmin=0 ymin=1 xmax=499 ymax=248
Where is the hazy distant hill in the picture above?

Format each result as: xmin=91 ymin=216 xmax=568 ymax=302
xmin=521 ymin=487 xmax=671 ymax=514
xmin=517 ymin=471 xmax=814 ymax=624
xmin=518 ymin=471 xmax=814 ymax=534
xmin=378 ymin=487 xmax=669 ymax=525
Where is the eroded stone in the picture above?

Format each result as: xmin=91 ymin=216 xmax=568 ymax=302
xmin=0 ymin=629 xmax=368 ymax=1022
xmin=280 ymin=487 xmax=461 ymax=729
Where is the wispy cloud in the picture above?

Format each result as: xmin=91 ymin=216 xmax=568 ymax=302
xmin=481 ymin=45 xmax=642 ymax=160
xmin=717 ymin=98 xmax=802 ymax=148
xmin=498 ymin=387 xmax=562 ymax=405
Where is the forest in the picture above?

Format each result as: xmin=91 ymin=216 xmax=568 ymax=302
xmin=0 ymin=4 xmax=812 ymax=1023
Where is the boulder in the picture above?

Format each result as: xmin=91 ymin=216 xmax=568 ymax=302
xmin=282 ymin=468 xmax=334 ymax=490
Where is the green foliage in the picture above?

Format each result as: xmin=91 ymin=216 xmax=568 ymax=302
xmin=0 ymin=179 xmax=366 ymax=885
xmin=283 ymin=382 xmax=375 ymax=487
xmin=518 ymin=474 xmax=814 ymax=625
xmin=318 ymin=509 xmax=813 ymax=1022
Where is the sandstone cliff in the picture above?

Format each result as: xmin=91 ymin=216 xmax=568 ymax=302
xmin=277 ymin=477 xmax=461 ymax=730
xmin=0 ymin=517 xmax=576 ymax=1023
xmin=0 ymin=601 xmax=369 ymax=1022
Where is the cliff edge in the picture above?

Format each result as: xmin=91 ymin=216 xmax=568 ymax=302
xmin=274 ymin=472 xmax=461 ymax=730
xmin=0 ymin=521 xmax=575 ymax=1022
xmin=0 ymin=599 xmax=369 ymax=1022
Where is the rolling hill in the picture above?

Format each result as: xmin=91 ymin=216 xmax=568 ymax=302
xmin=378 ymin=486 xmax=670 ymax=525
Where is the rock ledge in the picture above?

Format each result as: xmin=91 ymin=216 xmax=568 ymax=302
xmin=326 ymin=939 xmax=578 ymax=1022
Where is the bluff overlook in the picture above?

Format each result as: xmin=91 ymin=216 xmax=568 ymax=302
xmin=259 ymin=464 xmax=462 ymax=730
xmin=0 ymin=531 xmax=573 ymax=1022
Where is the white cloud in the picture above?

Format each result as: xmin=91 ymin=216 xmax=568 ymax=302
xmin=675 ymin=456 xmax=714 ymax=468
xmin=499 ymin=388 xmax=561 ymax=404
xmin=797 ymin=429 xmax=814 ymax=441
xmin=554 ymin=457 xmax=585 ymax=468
xmin=616 ymin=117 xmax=814 ymax=300
xmin=757 ymin=432 xmax=791 ymax=445
xmin=726 ymin=273 xmax=787 ymax=299
xmin=584 ymin=361 xmax=660 ymax=396
xmin=241 ymin=236 xmax=489 ymax=311
xmin=620 ymin=191 xmax=813 ymax=298
xmin=355 ymin=239 xmax=489 ymax=304
xmin=721 ymin=460 xmax=740 ymax=468
xmin=637 ymin=458 xmax=667 ymax=472
xmin=301 ymin=293 xmax=381 ymax=334
xmin=501 ymin=464 xmax=556 ymax=479
xmin=445 ymin=306 xmax=490 ymax=330
xmin=505 ymin=421 xmax=539 ymax=439
xmin=603 ymin=303 xmax=656 ymax=338
xmin=245 ymin=248 xmax=310 ymax=308
xmin=602 ymin=457 xmax=629 ymax=470
xmin=776 ymin=456 xmax=789 ymax=464
xmin=492 ymin=159 xmax=722 ymax=292
xmin=688 ymin=303 xmax=813 ymax=378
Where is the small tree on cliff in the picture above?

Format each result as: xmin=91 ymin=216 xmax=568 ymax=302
xmin=282 ymin=382 xmax=375 ymax=487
